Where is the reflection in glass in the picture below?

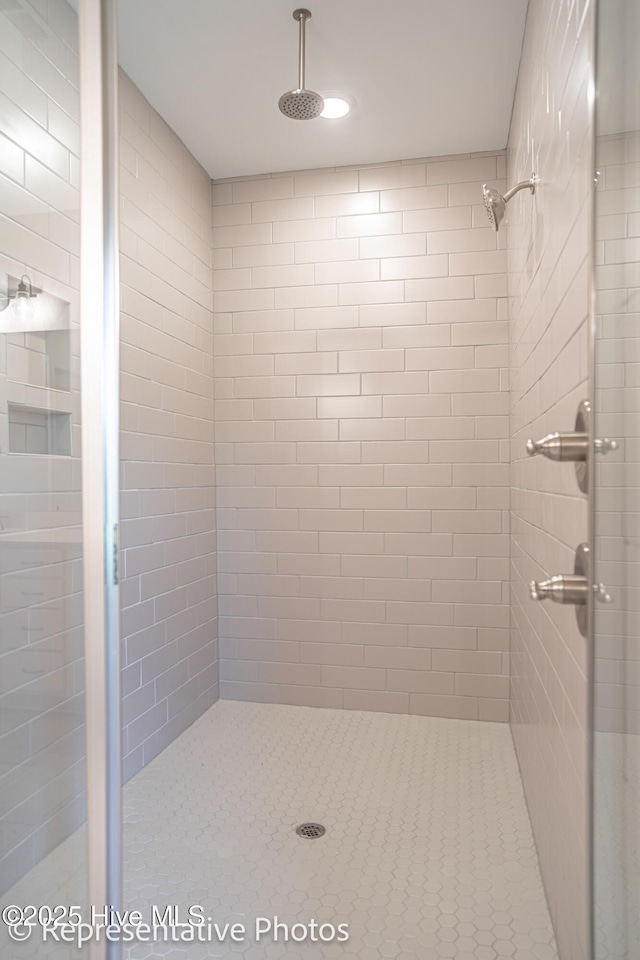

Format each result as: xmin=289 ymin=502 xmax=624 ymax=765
xmin=0 ymin=0 xmax=87 ymax=951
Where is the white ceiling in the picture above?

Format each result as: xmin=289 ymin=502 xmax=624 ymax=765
xmin=114 ymin=0 xmax=528 ymax=180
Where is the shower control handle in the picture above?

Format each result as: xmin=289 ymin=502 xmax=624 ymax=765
xmin=526 ymin=400 xmax=592 ymax=493
xmin=529 ymin=543 xmax=590 ymax=637
xmin=529 ymin=574 xmax=589 ymax=605
xmin=526 ymin=431 xmax=588 ymax=461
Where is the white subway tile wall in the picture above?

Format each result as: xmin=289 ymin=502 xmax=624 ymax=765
xmin=213 ymin=152 xmax=511 ymax=721
xmin=119 ymin=72 xmax=217 ymax=780
xmin=508 ymin=0 xmax=592 ymax=957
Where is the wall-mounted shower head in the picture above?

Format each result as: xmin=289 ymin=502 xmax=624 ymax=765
xmin=279 ymin=9 xmax=324 ymax=120
xmin=482 ymin=173 xmax=537 ymax=232
xmin=482 ymin=186 xmax=507 ymax=232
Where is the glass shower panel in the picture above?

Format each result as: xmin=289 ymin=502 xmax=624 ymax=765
xmin=593 ymin=0 xmax=640 ymax=955
xmin=0 ymin=0 xmax=87 ymax=946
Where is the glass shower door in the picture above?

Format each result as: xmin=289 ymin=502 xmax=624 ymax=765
xmin=0 ymin=0 xmax=88 ymax=922
xmin=593 ymin=0 xmax=640 ymax=955
xmin=0 ymin=0 xmax=121 ymax=956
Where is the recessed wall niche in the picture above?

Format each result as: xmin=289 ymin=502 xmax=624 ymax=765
xmin=7 ymin=404 xmax=72 ymax=457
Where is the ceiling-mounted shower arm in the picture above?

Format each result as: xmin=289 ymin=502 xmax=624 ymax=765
xmin=294 ymin=9 xmax=311 ymax=91
xmin=279 ymin=9 xmax=324 ymax=119
xmin=503 ymin=173 xmax=537 ymax=203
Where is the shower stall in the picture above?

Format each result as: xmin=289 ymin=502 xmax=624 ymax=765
xmin=0 ymin=0 xmax=637 ymax=958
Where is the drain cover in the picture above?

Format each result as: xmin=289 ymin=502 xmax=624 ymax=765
xmin=295 ymin=822 xmax=326 ymax=839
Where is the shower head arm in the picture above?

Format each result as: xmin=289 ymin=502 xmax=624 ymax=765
xmin=293 ymin=8 xmax=311 ymax=90
xmin=503 ymin=173 xmax=537 ymax=204
xmin=278 ymin=8 xmax=323 ymax=120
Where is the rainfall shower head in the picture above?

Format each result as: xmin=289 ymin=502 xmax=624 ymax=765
xmin=482 ymin=173 xmax=537 ymax=232
xmin=279 ymin=88 xmax=324 ymax=120
xmin=278 ymin=9 xmax=324 ymax=120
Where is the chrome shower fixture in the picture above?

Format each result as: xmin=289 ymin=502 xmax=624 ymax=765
xmin=482 ymin=173 xmax=537 ymax=232
xmin=278 ymin=9 xmax=324 ymax=120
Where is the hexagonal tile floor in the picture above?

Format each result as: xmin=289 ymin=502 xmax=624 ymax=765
xmin=120 ymin=701 xmax=557 ymax=960
xmin=1 ymin=700 xmax=559 ymax=959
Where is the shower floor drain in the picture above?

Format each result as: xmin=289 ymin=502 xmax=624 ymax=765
xmin=295 ymin=822 xmax=326 ymax=839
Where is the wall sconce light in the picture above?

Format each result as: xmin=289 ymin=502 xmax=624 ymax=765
xmin=1 ymin=275 xmax=39 ymax=323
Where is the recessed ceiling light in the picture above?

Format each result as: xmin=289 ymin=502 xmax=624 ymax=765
xmin=321 ymin=97 xmax=351 ymax=119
